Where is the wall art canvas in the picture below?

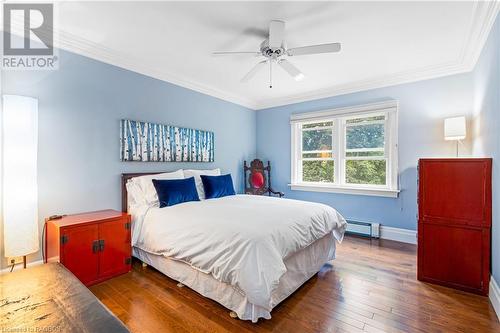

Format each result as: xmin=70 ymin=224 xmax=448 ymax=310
xmin=120 ymin=119 xmax=214 ymax=162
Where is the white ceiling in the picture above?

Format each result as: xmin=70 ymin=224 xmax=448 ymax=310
xmin=49 ymin=1 xmax=499 ymax=109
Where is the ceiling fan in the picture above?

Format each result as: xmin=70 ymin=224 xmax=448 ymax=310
xmin=212 ymin=20 xmax=341 ymax=88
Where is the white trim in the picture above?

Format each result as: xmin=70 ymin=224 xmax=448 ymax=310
xmin=460 ymin=1 xmax=500 ymax=73
xmin=55 ymin=30 xmax=259 ymax=109
xmin=379 ymin=226 xmax=417 ymax=244
xmin=8 ymin=27 xmax=259 ymax=110
xmin=0 ymin=259 xmax=43 ymax=274
xmin=490 ymin=277 xmax=500 ymax=321
xmin=289 ymin=183 xmax=400 ymax=198
xmin=256 ymin=2 xmax=500 ymax=110
xmin=8 ymin=3 xmax=496 ymax=111
xmin=290 ymin=100 xmax=398 ymax=122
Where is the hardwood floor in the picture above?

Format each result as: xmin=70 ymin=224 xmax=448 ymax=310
xmin=90 ymin=236 xmax=500 ymax=333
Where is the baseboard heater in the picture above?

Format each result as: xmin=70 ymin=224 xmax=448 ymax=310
xmin=346 ymin=219 xmax=380 ymax=238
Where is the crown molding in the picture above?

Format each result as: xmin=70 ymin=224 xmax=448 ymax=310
xmin=20 ymin=2 xmax=499 ymax=111
xmin=254 ymin=60 xmax=468 ymax=110
xmin=255 ymin=2 xmax=500 ymax=110
xmin=6 ymin=17 xmax=258 ymax=109
xmin=52 ymin=29 xmax=259 ymax=110
xmin=460 ymin=0 xmax=500 ymax=72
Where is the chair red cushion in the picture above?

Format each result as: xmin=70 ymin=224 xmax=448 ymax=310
xmin=251 ymin=172 xmax=265 ymax=189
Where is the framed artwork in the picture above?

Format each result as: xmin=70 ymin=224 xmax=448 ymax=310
xmin=120 ymin=119 xmax=214 ymax=162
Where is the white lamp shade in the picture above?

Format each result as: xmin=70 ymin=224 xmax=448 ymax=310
xmin=444 ymin=116 xmax=466 ymax=141
xmin=2 ymin=95 xmax=39 ymax=257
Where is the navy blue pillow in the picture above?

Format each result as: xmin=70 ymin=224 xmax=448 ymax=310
xmin=152 ymin=177 xmax=200 ymax=208
xmin=200 ymin=174 xmax=236 ymax=199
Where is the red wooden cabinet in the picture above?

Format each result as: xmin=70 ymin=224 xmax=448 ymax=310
xmin=45 ymin=210 xmax=131 ymax=286
xmin=418 ymin=158 xmax=492 ymax=295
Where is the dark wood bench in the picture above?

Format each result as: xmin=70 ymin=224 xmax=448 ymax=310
xmin=0 ymin=262 xmax=129 ymax=332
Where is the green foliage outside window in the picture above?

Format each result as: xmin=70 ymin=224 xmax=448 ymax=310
xmin=346 ymin=160 xmax=386 ymax=185
xmin=303 ymin=160 xmax=334 ymax=183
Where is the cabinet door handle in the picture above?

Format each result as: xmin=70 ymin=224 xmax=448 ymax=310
xmin=98 ymin=239 xmax=105 ymax=252
xmin=92 ymin=240 xmax=99 ymax=253
xmin=61 ymin=235 xmax=69 ymax=245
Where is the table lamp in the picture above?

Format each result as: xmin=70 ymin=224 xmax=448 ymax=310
xmin=444 ymin=116 xmax=466 ymax=157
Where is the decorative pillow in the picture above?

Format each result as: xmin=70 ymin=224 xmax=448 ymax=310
xmin=132 ymin=169 xmax=185 ymax=205
xmin=183 ymin=168 xmax=221 ymax=200
xmin=200 ymin=174 xmax=236 ymax=199
xmin=152 ymin=177 xmax=200 ymax=208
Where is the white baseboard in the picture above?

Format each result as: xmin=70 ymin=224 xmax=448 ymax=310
xmin=0 ymin=259 xmax=44 ymax=274
xmin=490 ymin=276 xmax=500 ymax=321
xmin=380 ymin=226 xmax=417 ymax=244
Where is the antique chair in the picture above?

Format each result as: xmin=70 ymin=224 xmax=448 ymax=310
xmin=244 ymin=159 xmax=284 ymax=198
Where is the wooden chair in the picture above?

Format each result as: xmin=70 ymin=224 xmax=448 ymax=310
xmin=244 ymin=159 xmax=284 ymax=198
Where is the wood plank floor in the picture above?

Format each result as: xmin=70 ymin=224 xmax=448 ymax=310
xmin=90 ymin=236 xmax=500 ymax=333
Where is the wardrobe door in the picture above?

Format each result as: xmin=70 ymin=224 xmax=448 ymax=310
xmin=418 ymin=158 xmax=491 ymax=295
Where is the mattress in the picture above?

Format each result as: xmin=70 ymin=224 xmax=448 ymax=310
xmin=133 ymin=231 xmax=336 ymax=322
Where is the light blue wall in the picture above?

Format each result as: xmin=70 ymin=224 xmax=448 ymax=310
xmin=1 ymin=49 xmax=256 ymax=263
xmin=472 ymin=15 xmax=500 ymax=283
xmin=256 ymin=74 xmax=474 ymax=231
xmin=256 ymin=14 xmax=499 ymax=286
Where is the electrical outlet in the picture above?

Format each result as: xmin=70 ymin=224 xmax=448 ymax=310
xmin=8 ymin=257 xmax=23 ymax=265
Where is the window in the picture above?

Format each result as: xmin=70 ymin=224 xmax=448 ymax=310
xmin=290 ymin=101 xmax=399 ymax=197
xmin=301 ymin=121 xmax=334 ymax=183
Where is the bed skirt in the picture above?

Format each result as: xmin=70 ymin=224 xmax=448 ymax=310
xmin=132 ymin=232 xmax=336 ymax=322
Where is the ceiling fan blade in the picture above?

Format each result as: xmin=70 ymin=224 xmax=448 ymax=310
xmin=278 ymin=59 xmax=304 ymax=81
xmin=241 ymin=60 xmax=267 ymax=82
xmin=212 ymin=51 xmax=261 ymax=56
xmin=287 ymin=43 xmax=341 ymax=56
xmin=269 ymin=20 xmax=285 ymax=49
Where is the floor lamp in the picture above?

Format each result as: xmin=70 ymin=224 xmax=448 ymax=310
xmin=2 ymin=95 xmax=39 ymax=269
xmin=444 ymin=116 xmax=466 ymax=157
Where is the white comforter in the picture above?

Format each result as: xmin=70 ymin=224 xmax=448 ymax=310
xmin=135 ymin=194 xmax=347 ymax=309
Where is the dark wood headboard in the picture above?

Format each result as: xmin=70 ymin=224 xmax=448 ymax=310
xmin=121 ymin=172 xmax=165 ymax=212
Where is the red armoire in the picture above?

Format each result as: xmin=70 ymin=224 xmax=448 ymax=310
xmin=418 ymin=158 xmax=492 ymax=295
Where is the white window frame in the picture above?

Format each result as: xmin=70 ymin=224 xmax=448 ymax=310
xmin=290 ymin=100 xmax=399 ymax=198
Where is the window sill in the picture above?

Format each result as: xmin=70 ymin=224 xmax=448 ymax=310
xmin=288 ymin=183 xmax=400 ymax=198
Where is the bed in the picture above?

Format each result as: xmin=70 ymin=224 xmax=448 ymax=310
xmin=121 ymin=171 xmax=347 ymax=322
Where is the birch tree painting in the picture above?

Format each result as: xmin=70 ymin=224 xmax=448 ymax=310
xmin=120 ymin=119 xmax=214 ymax=162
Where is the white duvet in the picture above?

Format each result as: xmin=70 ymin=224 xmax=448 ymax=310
xmin=135 ymin=194 xmax=347 ymax=309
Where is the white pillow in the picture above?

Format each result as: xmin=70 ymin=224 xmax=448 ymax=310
xmin=131 ymin=169 xmax=185 ymax=205
xmin=184 ymin=168 xmax=221 ymax=200
xmin=126 ymin=180 xmax=147 ymax=207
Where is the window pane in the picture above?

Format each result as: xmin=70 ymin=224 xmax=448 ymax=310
xmin=346 ymin=150 xmax=384 ymax=157
xmin=303 ymin=121 xmax=333 ymax=129
xmin=346 ymin=123 xmax=384 ymax=149
xmin=346 ymin=115 xmax=385 ymax=124
xmin=302 ymin=160 xmax=334 ymax=183
xmin=346 ymin=160 xmax=386 ymax=185
xmin=302 ymin=129 xmax=332 ymax=151
xmin=303 ymin=152 xmax=333 ymax=158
